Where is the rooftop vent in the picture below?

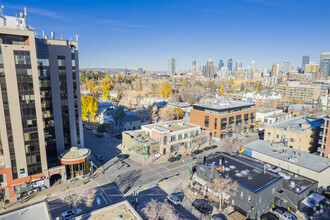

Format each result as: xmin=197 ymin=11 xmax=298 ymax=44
xmin=164 ymin=124 xmax=170 ymax=128
xmin=178 ymin=122 xmax=185 ymax=126
xmin=235 ymin=173 xmax=243 ymax=177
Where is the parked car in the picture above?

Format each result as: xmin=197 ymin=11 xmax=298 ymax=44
xmin=274 ymin=207 xmax=297 ymax=220
xmin=97 ymin=155 xmax=104 ymax=162
xmin=192 ymin=199 xmax=213 ymax=215
xmin=211 ymin=214 xmax=224 ymax=220
xmin=115 ymin=133 xmax=122 ymax=139
xmin=61 ymin=209 xmax=82 ymax=220
xmin=167 ymin=194 xmax=181 ymax=205
xmin=91 ymin=130 xmax=97 ymax=135
xmin=202 ymin=146 xmax=212 ymax=151
xmin=210 ymin=145 xmax=217 ymax=149
xmin=168 ymin=154 xmax=182 ymax=163
xmin=191 ymin=150 xmax=203 ymax=156
xmin=96 ymin=133 xmax=103 ymax=138
xmin=117 ymin=154 xmax=129 ymax=160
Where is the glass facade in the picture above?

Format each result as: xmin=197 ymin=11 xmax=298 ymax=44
xmin=0 ymin=49 xmax=17 ymax=178
xmin=14 ymin=50 xmax=42 ymax=176
xmin=221 ymin=118 xmax=227 ymax=130
xmin=36 ymin=39 xmax=57 ymax=164
xmin=58 ymin=56 xmax=71 ymax=149
xmin=204 ymin=116 xmax=209 ymax=128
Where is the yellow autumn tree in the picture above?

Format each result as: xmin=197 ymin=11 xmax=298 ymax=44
xmin=229 ymin=77 xmax=235 ymax=85
xmin=81 ymin=96 xmax=98 ymax=122
xmin=174 ymin=107 xmax=185 ymax=119
xmin=220 ymin=84 xmax=224 ymax=95
xmin=233 ymin=88 xmax=236 ymax=94
xmin=159 ymin=81 xmax=172 ymax=98
xmin=101 ymin=75 xmax=113 ymax=100
xmin=85 ymin=79 xmax=96 ymax=94
xmin=116 ymin=73 xmax=122 ymax=83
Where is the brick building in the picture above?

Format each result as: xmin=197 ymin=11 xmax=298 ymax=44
xmin=190 ymin=99 xmax=256 ymax=139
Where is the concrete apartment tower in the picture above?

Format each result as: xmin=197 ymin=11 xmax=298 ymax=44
xmin=0 ymin=7 xmax=84 ymax=200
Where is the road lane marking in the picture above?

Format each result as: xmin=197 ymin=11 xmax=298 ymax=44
xmin=96 ymin=181 xmax=112 ymax=204
xmin=146 ymin=165 xmax=176 ymax=187
xmin=99 ymin=193 xmax=108 ymax=205
xmin=168 ymin=161 xmax=197 ymax=171
xmin=105 ymin=176 xmax=125 ymax=198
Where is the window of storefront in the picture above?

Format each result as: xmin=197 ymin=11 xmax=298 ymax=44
xmin=170 ymin=135 xmax=176 ymax=142
xmin=244 ymin=114 xmax=249 ymax=125
xmin=204 ymin=116 xmax=209 ymax=128
xmin=214 ymin=118 xmax=217 ymax=130
xmin=178 ymin=134 xmax=182 ymax=140
xmin=228 ymin=116 xmax=234 ymax=129
xmin=184 ymin=133 xmax=188 ymax=139
xmin=221 ymin=118 xmax=227 ymax=130
xmin=250 ymin=113 xmax=255 ymax=124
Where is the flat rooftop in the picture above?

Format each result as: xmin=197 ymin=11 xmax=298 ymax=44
xmin=143 ymin=120 xmax=199 ymax=132
xmin=244 ymin=140 xmax=330 ymax=173
xmin=256 ymin=108 xmax=282 ymax=114
xmin=77 ymin=201 xmax=142 ymax=220
xmin=167 ymin=102 xmax=191 ymax=108
xmin=266 ymin=116 xmax=321 ymax=132
xmin=193 ymin=99 xmax=254 ymax=112
xmin=205 ymin=154 xmax=281 ymax=193
xmin=0 ymin=201 xmax=51 ymax=220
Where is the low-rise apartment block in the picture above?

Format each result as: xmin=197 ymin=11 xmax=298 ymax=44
xmin=190 ymin=99 xmax=256 ymax=138
xmin=243 ymin=91 xmax=282 ymax=109
xmin=276 ymin=81 xmax=327 ymax=103
xmin=256 ymin=108 xmax=291 ymax=125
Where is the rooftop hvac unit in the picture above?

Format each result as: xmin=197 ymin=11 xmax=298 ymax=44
xmin=164 ymin=124 xmax=170 ymax=128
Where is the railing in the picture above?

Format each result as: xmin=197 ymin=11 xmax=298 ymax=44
xmin=317 ymin=147 xmax=325 ymax=153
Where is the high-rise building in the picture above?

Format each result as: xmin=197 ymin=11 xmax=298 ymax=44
xmin=282 ymin=61 xmax=291 ymax=75
xmin=167 ymin=57 xmax=176 ymax=76
xmin=235 ymin=61 xmax=242 ymax=71
xmin=304 ymin=62 xmax=319 ymax=73
xmin=250 ymin=61 xmax=256 ymax=73
xmin=219 ymin=59 xmax=224 ymax=70
xmin=271 ymin=64 xmax=280 ymax=77
xmin=320 ymin=52 xmax=330 ymax=78
xmin=138 ymin=68 xmax=143 ymax=74
xmin=227 ymin=58 xmax=233 ymax=71
xmin=0 ymin=8 xmax=84 ymax=200
xmin=301 ymin=55 xmax=310 ymax=73
xmin=203 ymin=59 xmax=215 ymax=78
xmin=192 ymin=60 xmax=196 ymax=72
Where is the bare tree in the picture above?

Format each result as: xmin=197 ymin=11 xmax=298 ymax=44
xmin=219 ymin=136 xmax=243 ymax=154
xmin=207 ymin=175 xmax=238 ymax=211
xmin=56 ymin=185 xmax=97 ymax=209
xmin=142 ymin=199 xmax=181 ymax=220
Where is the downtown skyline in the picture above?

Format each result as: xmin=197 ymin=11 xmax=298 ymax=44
xmin=5 ymin=0 xmax=330 ymax=71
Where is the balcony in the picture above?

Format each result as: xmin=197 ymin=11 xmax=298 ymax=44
xmin=317 ymin=147 xmax=325 ymax=153
xmin=318 ymin=139 xmax=323 ymax=145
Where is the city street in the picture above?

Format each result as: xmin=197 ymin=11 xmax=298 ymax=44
xmin=48 ymin=128 xmax=208 ymax=219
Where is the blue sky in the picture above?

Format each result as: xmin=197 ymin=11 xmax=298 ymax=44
xmin=4 ymin=0 xmax=330 ymax=71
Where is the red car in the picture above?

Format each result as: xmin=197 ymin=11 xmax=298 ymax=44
xmin=203 ymin=146 xmax=211 ymax=151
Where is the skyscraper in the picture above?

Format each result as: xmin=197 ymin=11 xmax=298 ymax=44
xmin=235 ymin=61 xmax=242 ymax=71
xmin=0 ymin=8 xmax=84 ymax=199
xmin=203 ymin=59 xmax=215 ymax=78
xmin=271 ymin=64 xmax=280 ymax=77
xmin=301 ymin=55 xmax=310 ymax=73
xmin=138 ymin=68 xmax=144 ymax=74
xmin=227 ymin=58 xmax=233 ymax=71
xmin=167 ymin=57 xmax=176 ymax=76
xmin=219 ymin=59 xmax=224 ymax=70
xmin=250 ymin=61 xmax=256 ymax=73
xmin=320 ymin=52 xmax=330 ymax=78
xmin=192 ymin=60 xmax=197 ymax=72
xmin=282 ymin=61 xmax=291 ymax=75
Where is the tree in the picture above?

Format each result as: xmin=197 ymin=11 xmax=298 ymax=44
xmin=315 ymin=97 xmax=322 ymax=112
xmin=81 ymin=96 xmax=98 ymax=122
xmin=159 ymin=106 xmax=177 ymax=121
xmin=174 ymin=107 xmax=185 ymax=119
xmin=220 ymin=136 xmax=243 ymax=154
xmin=233 ymin=88 xmax=236 ymax=94
xmin=240 ymin=83 xmax=245 ymax=92
xmin=159 ymin=81 xmax=172 ymax=98
xmin=116 ymin=73 xmax=122 ymax=83
xmin=206 ymin=175 xmax=238 ymax=211
xmin=56 ymin=185 xmax=96 ymax=210
xmin=115 ymin=106 xmax=126 ymax=124
xmin=229 ymin=77 xmax=235 ymax=85
xmin=219 ymin=84 xmax=224 ymax=95
xmin=142 ymin=199 xmax=181 ymax=220
xmin=151 ymin=83 xmax=158 ymax=97
xmin=148 ymin=105 xmax=158 ymax=122
xmin=85 ymin=79 xmax=96 ymax=94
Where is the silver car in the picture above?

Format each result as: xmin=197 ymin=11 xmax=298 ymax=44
xmin=167 ymin=194 xmax=181 ymax=205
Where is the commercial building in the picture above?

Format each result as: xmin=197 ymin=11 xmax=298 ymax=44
xmin=203 ymin=59 xmax=215 ymax=78
xmin=0 ymin=8 xmax=84 ymax=199
xmin=235 ymin=61 xmax=242 ymax=71
xmin=242 ymin=140 xmax=330 ymax=188
xmin=122 ymin=120 xmax=210 ymax=155
xmin=264 ymin=116 xmax=323 ymax=153
xmin=190 ymin=99 xmax=256 ymax=139
xmin=320 ymin=52 xmax=330 ymax=78
xmin=271 ymin=64 xmax=280 ymax=77
xmin=195 ymin=152 xmax=317 ymax=219
xmin=227 ymin=58 xmax=233 ymax=71
xmin=276 ymin=81 xmax=327 ymax=103
xmin=167 ymin=57 xmax=176 ymax=76
xmin=301 ymin=55 xmax=310 ymax=73
xmin=218 ymin=59 xmax=224 ymax=71
xmin=304 ymin=62 xmax=319 ymax=73
xmin=282 ymin=61 xmax=291 ymax=75
xmin=317 ymin=116 xmax=330 ymax=158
